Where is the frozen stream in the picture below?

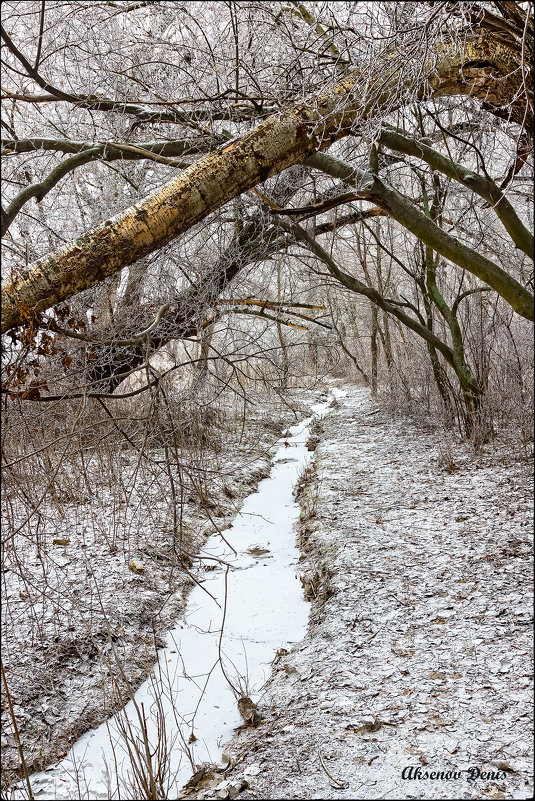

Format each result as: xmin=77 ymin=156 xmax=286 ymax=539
xmin=17 ymin=389 xmax=343 ymax=800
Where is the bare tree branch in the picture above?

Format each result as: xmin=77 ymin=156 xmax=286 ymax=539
xmin=305 ymin=151 xmax=534 ymax=320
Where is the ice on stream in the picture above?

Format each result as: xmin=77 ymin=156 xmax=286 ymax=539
xmin=15 ymin=390 xmax=344 ymax=800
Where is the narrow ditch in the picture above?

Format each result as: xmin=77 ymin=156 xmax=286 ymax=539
xmin=16 ymin=389 xmax=343 ymax=800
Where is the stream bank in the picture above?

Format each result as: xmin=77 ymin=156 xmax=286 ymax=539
xmin=186 ymin=384 xmax=533 ymax=800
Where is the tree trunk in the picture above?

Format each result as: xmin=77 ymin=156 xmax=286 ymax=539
xmin=276 ymin=255 xmax=289 ymax=387
xmin=359 ymin=240 xmax=380 ymax=395
xmin=2 ymin=29 xmax=531 ymax=333
xmin=370 ymin=309 xmax=379 ymax=397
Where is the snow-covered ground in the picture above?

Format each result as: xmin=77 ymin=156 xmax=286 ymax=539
xmin=3 ymin=383 xmax=532 ymax=800
xmin=187 ymin=385 xmax=533 ymax=800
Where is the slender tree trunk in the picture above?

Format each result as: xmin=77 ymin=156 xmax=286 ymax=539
xmin=370 ymin=310 xmax=378 ymax=397
xmin=357 ymin=230 xmax=380 ymax=395
xmin=276 ymin=255 xmax=289 ymax=388
xmin=422 ymin=289 xmax=455 ymax=424
xmin=374 ymin=223 xmax=394 ymax=384
xmin=381 ymin=312 xmax=394 ymax=377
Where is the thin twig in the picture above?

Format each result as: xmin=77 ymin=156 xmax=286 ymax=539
xmin=317 ymin=750 xmax=347 ymax=789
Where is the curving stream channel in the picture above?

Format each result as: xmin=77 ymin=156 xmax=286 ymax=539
xmin=16 ymin=389 xmax=344 ymax=800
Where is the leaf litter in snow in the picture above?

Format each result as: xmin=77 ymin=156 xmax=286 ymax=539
xmin=190 ymin=384 xmax=533 ymax=800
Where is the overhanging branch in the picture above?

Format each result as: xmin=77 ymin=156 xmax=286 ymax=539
xmin=305 ymin=151 xmax=534 ymax=320
xmin=2 ymin=26 xmax=531 ymax=332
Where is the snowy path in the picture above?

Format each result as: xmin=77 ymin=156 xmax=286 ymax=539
xmin=195 ymin=385 xmax=533 ymax=800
